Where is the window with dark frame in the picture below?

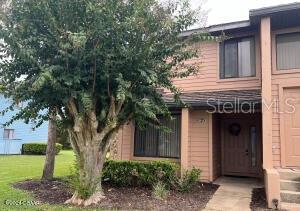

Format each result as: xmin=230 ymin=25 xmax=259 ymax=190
xmin=220 ymin=36 xmax=256 ymax=79
xmin=134 ymin=115 xmax=181 ymax=158
xmin=276 ymin=32 xmax=300 ymax=70
xmin=3 ymin=129 xmax=15 ymax=140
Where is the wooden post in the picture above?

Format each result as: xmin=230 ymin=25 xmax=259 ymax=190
xmin=181 ymin=108 xmax=189 ymax=175
xmin=261 ymin=16 xmax=273 ymax=170
xmin=261 ymin=16 xmax=280 ymax=209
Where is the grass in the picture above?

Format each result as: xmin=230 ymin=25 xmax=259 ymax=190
xmin=0 ymin=150 xmax=88 ymax=211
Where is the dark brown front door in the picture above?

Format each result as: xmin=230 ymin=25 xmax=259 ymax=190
xmin=222 ymin=115 xmax=262 ymax=177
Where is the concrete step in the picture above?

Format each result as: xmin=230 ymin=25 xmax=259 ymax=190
xmin=281 ymin=180 xmax=300 ymax=192
xmin=281 ymin=190 xmax=300 ymax=204
xmin=281 ymin=202 xmax=300 ymax=211
xmin=278 ymin=169 xmax=300 ymax=181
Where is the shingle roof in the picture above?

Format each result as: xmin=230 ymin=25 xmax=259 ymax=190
xmin=163 ymin=89 xmax=262 ymax=108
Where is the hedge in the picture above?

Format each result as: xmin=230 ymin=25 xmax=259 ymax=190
xmin=22 ymin=143 xmax=62 ymax=155
xmin=102 ymin=160 xmax=179 ymax=187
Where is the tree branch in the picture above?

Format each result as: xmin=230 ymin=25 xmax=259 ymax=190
xmin=56 ymin=106 xmax=66 ymax=121
xmin=92 ymin=40 xmax=99 ymax=94
xmin=107 ymin=96 xmax=116 ymax=119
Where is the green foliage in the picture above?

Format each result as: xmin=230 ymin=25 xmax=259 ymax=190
xmin=102 ymin=160 xmax=201 ymax=193
xmin=56 ymin=120 xmax=71 ymax=150
xmin=69 ymin=161 xmax=95 ymax=199
xmin=0 ymin=151 xmax=75 ymax=211
xmin=102 ymin=160 xmax=178 ymax=187
xmin=22 ymin=143 xmax=62 ymax=155
xmin=152 ymin=181 xmax=169 ymax=199
xmin=0 ymin=85 xmax=5 ymax=93
xmin=0 ymin=0 xmax=205 ymax=130
xmin=1 ymin=0 xmax=206 ymax=198
xmin=174 ymin=167 xmax=201 ymax=192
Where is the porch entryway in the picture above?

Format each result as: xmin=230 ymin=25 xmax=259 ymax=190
xmin=212 ymin=113 xmax=263 ymax=179
xmin=204 ymin=176 xmax=263 ymax=211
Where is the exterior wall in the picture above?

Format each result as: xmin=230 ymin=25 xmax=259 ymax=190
xmin=260 ymin=16 xmax=281 ymax=208
xmin=188 ymin=110 xmax=211 ymax=182
xmin=116 ymin=109 xmax=213 ymax=182
xmin=115 ymin=11 xmax=300 ymax=209
xmin=172 ymin=38 xmax=261 ymax=93
xmin=115 ymin=30 xmax=265 ymax=183
xmin=212 ymin=114 xmax=221 ymax=180
xmin=270 ymin=27 xmax=300 ymax=168
xmin=117 ymin=122 xmax=134 ymax=160
xmin=0 ymin=95 xmax=48 ymax=154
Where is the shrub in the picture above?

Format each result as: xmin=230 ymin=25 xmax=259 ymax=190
xmin=102 ymin=160 xmax=178 ymax=187
xmin=69 ymin=161 xmax=95 ymax=199
xmin=152 ymin=181 xmax=169 ymax=199
xmin=22 ymin=143 xmax=62 ymax=155
xmin=174 ymin=167 xmax=201 ymax=192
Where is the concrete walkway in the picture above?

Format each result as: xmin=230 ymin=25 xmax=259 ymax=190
xmin=204 ymin=177 xmax=263 ymax=211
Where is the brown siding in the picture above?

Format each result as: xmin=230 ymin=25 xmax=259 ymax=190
xmin=271 ymin=73 xmax=300 ymax=167
xmin=118 ymin=122 xmax=134 ymax=160
xmin=188 ymin=110 xmax=210 ymax=182
xmin=172 ymin=40 xmax=261 ymax=93
xmin=116 ymin=109 xmax=212 ymax=182
xmin=271 ymin=83 xmax=281 ymax=167
xmin=271 ymin=27 xmax=300 ymax=168
xmin=212 ymin=114 xmax=221 ymax=180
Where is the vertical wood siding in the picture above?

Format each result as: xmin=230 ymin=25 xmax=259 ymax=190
xmin=188 ymin=110 xmax=210 ymax=181
xmin=271 ymin=28 xmax=300 ymax=167
xmin=212 ymin=115 xmax=222 ymax=180
xmin=271 ymin=73 xmax=300 ymax=167
xmin=118 ymin=122 xmax=134 ymax=160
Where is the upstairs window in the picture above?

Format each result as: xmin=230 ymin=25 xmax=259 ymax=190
xmin=3 ymin=129 xmax=15 ymax=140
xmin=276 ymin=32 xmax=300 ymax=70
xmin=134 ymin=115 xmax=181 ymax=158
xmin=220 ymin=37 xmax=256 ymax=79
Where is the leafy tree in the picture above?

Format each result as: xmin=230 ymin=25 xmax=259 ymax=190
xmin=0 ymin=0 xmax=205 ymax=206
xmin=41 ymin=112 xmax=57 ymax=181
xmin=56 ymin=119 xmax=72 ymax=149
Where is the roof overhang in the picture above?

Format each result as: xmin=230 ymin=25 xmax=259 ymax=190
xmin=249 ymin=2 xmax=300 ymax=28
xmin=180 ymin=2 xmax=300 ymax=37
xmin=163 ymin=90 xmax=262 ymax=110
xmin=180 ymin=20 xmax=251 ymax=37
xmin=250 ymin=2 xmax=300 ymax=18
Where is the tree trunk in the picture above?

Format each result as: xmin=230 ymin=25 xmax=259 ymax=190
xmin=41 ymin=114 xmax=57 ymax=181
xmin=65 ymin=128 xmax=115 ymax=206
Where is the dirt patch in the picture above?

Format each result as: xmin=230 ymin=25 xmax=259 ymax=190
xmin=14 ymin=179 xmax=218 ymax=210
xmin=250 ymin=188 xmax=285 ymax=211
xmin=13 ymin=179 xmax=73 ymax=204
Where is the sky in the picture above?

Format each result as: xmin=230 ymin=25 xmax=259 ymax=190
xmin=191 ymin=0 xmax=300 ymax=26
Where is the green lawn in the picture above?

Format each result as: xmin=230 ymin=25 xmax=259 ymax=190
xmin=0 ymin=150 xmax=87 ymax=211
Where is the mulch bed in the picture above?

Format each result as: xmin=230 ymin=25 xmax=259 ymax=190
xmin=250 ymin=188 xmax=285 ymax=211
xmin=13 ymin=179 xmax=73 ymax=205
xmin=13 ymin=179 xmax=219 ymax=210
